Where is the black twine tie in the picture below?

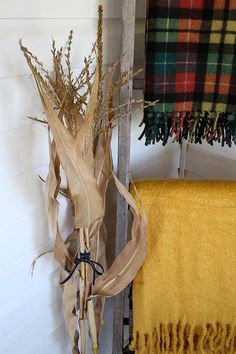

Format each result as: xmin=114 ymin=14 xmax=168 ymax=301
xmin=60 ymin=251 xmax=104 ymax=285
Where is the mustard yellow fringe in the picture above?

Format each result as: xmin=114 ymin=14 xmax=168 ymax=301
xmin=130 ymin=323 xmax=236 ymax=353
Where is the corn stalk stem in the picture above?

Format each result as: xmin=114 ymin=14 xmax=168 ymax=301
xmin=79 ymin=228 xmax=86 ymax=354
xmin=85 ymin=229 xmax=98 ymax=353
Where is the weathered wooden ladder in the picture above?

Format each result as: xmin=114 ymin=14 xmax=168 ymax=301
xmin=112 ymin=1 xmax=136 ymax=353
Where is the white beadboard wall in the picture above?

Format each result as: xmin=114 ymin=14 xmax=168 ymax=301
xmin=184 ymin=142 xmax=236 ymax=179
xmin=1 ymin=1 xmax=236 ymax=354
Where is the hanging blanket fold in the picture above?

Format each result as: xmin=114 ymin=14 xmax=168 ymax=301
xmin=141 ymin=0 xmax=236 ymax=146
xmin=130 ymin=180 xmax=236 ymax=354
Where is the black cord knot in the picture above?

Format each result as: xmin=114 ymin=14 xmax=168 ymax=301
xmin=60 ymin=251 xmax=104 ymax=285
xmin=79 ymin=251 xmax=91 ymax=262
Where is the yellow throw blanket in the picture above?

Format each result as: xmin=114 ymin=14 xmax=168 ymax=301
xmin=130 ymin=180 xmax=236 ymax=354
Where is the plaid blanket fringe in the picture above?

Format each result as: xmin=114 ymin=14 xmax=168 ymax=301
xmin=139 ymin=110 xmax=236 ymax=147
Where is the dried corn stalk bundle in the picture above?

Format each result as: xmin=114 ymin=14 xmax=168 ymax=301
xmin=20 ymin=6 xmax=150 ymax=354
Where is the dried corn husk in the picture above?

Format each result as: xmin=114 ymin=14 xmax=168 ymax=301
xmin=62 ymin=274 xmax=80 ymax=354
xmin=35 ymin=71 xmax=104 ymax=230
xmin=92 ymin=174 xmax=147 ymax=297
xmin=20 ymin=6 xmax=148 ymax=352
xmin=46 ymin=133 xmax=69 ymax=267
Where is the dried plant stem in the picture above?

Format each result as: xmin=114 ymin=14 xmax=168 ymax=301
xmin=28 ymin=116 xmax=48 ymax=125
xmin=85 ymin=229 xmax=98 ymax=354
xmin=79 ymin=319 xmax=86 ymax=354
xmin=85 ymin=228 xmax=90 ymax=300
xmin=79 ymin=228 xmax=86 ymax=354
xmin=96 ymin=5 xmax=103 ymax=121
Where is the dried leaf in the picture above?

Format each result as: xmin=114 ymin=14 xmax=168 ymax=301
xmin=46 ymin=135 xmax=69 ymax=267
xmin=75 ymin=68 xmax=99 ymax=165
xmin=89 ymin=129 xmax=112 ymax=242
xmin=94 ymin=297 xmax=105 ymax=338
xmin=91 ymin=173 xmax=147 ymax=297
xmin=62 ymin=275 xmax=80 ymax=354
xmin=31 ymin=240 xmax=54 ymax=275
xmin=87 ymin=299 xmax=98 ymax=354
xmin=79 ymin=319 xmax=86 ymax=354
xmin=35 ymin=78 xmax=104 ymax=229
xmin=66 ymin=229 xmax=80 ymax=261
xmin=94 ymin=129 xmax=112 ymax=197
xmin=88 ymin=127 xmax=112 ymax=339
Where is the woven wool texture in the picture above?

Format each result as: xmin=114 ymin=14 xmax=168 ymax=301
xmin=140 ymin=0 xmax=236 ymax=146
xmin=145 ymin=0 xmax=236 ymax=112
xmin=130 ymin=180 xmax=236 ymax=353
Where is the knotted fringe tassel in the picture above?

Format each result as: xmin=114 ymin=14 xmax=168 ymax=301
xmin=139 ymin=110 xmax=236 ymax=147
xmin=130 ymin=323 xmax=236 ymax=353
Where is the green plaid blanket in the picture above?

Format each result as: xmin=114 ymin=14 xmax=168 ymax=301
xmin=140 ymin=0 xmax=236 ymax=146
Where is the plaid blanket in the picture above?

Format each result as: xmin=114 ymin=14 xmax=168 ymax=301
xmin=141 ymin=0 xmax=236 ymax=146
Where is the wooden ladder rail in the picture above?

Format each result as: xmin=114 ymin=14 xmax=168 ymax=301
xmin=112 ymin=0 xmax=136 ymax=353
